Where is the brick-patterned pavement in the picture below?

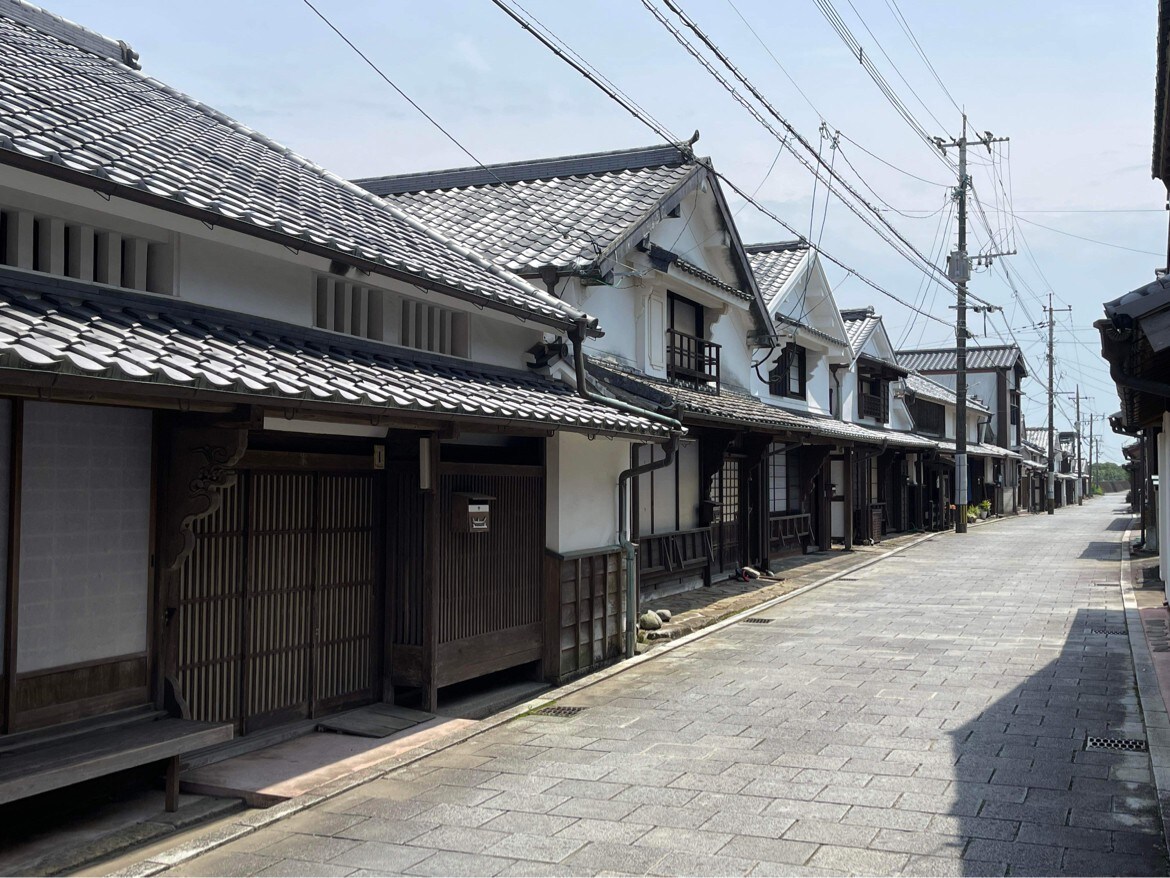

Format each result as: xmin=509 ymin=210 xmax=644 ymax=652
xmin=144 ymin=498 xmax=1166 ymax=877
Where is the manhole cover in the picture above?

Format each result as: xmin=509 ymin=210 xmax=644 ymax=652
xmin=1085 ymin=736 xmax=1148 ymax=752
xmin=741 ymin=617 xmax=775 ymax=624
xmin=1087 ymin=628 xmax=1128 ymax=636
xmin=535 ymin=705 xmax=586 ymax=718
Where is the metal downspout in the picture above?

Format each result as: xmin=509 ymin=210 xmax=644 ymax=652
xmin=619 ymin=437 xmax=679 ymax=657
xmin=569 ymin=318 xmax=684 ymax=659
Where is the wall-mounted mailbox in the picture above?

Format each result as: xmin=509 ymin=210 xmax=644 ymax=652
xmin=452 ymin=492 xmax=495 ymax=533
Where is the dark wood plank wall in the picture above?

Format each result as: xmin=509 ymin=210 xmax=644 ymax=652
xmin=11 ymin=655 xmax=148 ymax=730
xmin=436 ymin=466 xmax=543 ymax=645
xmin=544 ymin=549 xmax=623 ymax=683
xmin=433 ymin=464 xmax=544 ymax=688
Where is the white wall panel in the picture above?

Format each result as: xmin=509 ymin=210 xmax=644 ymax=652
xmin=17 ymin=403 xmax=152 ymax=672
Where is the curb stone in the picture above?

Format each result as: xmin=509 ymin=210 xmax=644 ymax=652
xmin=1120 ymin=520 xmax=1170 ymax=852
xmin=103 ymin=527 xmax=953 ymax=876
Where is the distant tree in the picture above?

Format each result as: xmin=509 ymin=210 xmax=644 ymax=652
xmin=1091 ymin=462 xmax=1127 ymax=482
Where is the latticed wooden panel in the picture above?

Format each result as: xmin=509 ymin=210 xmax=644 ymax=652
xmin=176 ymin=478 xmax=246 ymax=725
xmin=175 ymin=469 xmax=377 ymax=732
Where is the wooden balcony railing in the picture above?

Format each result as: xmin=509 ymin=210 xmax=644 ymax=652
xmin=666 ymin=328 xmax=720 ymax=389
xmin=860 ymin=390 xmax=887 ymax=421
xmin=636 ymin=527 xmax=713 ymax=583
xmin=767 ymin=512 xmax=812 ymax=558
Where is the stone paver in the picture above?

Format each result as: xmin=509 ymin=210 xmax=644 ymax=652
xmin=149 ymin=499 xmax=1167 ymax=876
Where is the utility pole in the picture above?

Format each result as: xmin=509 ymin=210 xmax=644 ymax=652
xmin=1043 ymin=293 xmax=1072 ymax=514
xmin=934 ymin=116 xmax=1010 ymax=534
xmin=1062 ymin=388 xmax=1089 ymax=505
xmin=1081 ymin=414 xmax=1090 ymax=498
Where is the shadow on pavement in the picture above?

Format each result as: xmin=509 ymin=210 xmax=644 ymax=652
xmin=948 ymin=607 xmax=1167 ymax=876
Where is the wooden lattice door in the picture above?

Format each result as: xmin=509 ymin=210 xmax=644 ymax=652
xmin=712 ymin=456 xmax=744 ymax=574
xmin=173 ymin=469 xmax=378 ymax=734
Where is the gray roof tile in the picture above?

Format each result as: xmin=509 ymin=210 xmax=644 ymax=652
xmin=896 ymin=345 xmax=1030 ymax=376
xmin=355 ymin=146 xmax=698 ymax=275
xmin=746 ymin=242 xmax=808 ymax=306
xmin=0 ymin=6 xmax=583 ymax=330
xmin=840 ymin=306 xmax=882 ymax=353
xmin=901 ymin=371 xmax=991 ymax=413
xmin=0 ymin=272 xmax=670 ymax=439
xmin=589 ymin=359 xmax=933 ymax=448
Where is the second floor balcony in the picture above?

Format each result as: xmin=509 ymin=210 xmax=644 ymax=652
xmin=667 ymin=327 xmax=720 ymax=391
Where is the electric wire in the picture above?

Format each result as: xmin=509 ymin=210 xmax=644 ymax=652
xmin=490 ymin=0 xmax=956 ymax=332
xmin=299 ymin=0 xmax=584 ymax=246
xmin=650 ymin=0 xmax=962 ymax=295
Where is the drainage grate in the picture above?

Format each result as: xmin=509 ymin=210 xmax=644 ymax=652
xmin=1091 ymin=581 xmax=1120 ymax=588
xmin=1087 ymin=628 xmax=1128 ymax=636
xmin=535 ymin=705 xmax=587 ymax=718
xmin=742 ymin=617 xmax=775 ymax=624
xmin=1085 ymin=736 xmax=1148 ymax=752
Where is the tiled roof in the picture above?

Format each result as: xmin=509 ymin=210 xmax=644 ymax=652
xmin=774 ymin=313 xmax=849 ymax=349
xmin=931 ymin=439 xmax=1022 ymax=459
xmin=355 ymin=145 xmax=698 ymax=275
xmin=588 ymin=359 xmax=933 ymax=448
xmin=841 ymin=306 xmax=881 ymax=353
xmin=1103 ymin=272 xmax=1170 ymax=323
xmin=0 ymin=4 xmax=586 ymax=331
xmin=1025 ymin=427 xmax=1057 ymax=451
xmin=0 ymin=272 xmax=671 ymax=439
xmin=902 ymin=371 xmax=991 ymax=413
xmin=896 ymin=345 xmax=1030 ymax=376
xmin=745 ymin=242 xmax=808 ymax=307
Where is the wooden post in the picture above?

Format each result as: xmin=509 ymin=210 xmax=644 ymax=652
xmin=843 ymin=447 xmax=854 ymax=551
xmin=165 ymin=755 xmax=180 ymax=812
xmin=421 ymin=433 xmax=440 ymax=712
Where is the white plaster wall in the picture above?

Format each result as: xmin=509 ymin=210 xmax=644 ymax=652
xmin=546 ymin=432 xmax=631 ymax=554
xmin=710 ymin=307 xmax=756 ymax=392
xmin=181 ymin=234 xmax=312 ymax=324
xmin=754 ymin=345 xmax=834 ymax=416
xmin=568 ymin=278 xmax=646 ymax=373
xmin=678 ymin=440 xmax=700 ymax=530
xmin=18 ymin=403 xmax=152 ymax=672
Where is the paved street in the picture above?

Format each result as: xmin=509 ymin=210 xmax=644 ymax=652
xmin=159 ymin=500 xmax=1167 ymax=877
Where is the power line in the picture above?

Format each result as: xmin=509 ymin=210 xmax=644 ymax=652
xmin=1015 ymin=215 xmax=1165 ymax=257
xmin=299 ymin=0 xmax=578 ymax=245
xmin=650 ymin=0 xmax=962 ymax=295
xmin=490 ymin=0 xmax=955 ymax=332
xmin=883 ymin=0 xmax=962 ymax=115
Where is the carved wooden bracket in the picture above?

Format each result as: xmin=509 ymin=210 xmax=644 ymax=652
xmin=161 ymin=426 xmax=248 ymax=572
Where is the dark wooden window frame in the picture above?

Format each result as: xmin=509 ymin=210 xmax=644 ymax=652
xmin=769 ymin=345 xmax=807 ymax=400
xmin=858 ymin=371 xmax=890 ymax=422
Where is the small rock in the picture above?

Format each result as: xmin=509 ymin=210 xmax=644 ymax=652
xmin=654 ymin=609 xmax=672 ymax=622
xmin=638 ymin=610 xmax=662 ymax=631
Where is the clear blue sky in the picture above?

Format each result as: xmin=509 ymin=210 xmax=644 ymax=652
xmin=44 ymin=0 xmax=1162 ymax=462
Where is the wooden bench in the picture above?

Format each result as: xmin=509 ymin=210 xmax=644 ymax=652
xmin=0 ymin=707 xmax=233 ymax=812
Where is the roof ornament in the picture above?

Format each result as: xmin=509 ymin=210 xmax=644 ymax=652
xmin=676 ymin=129 xmax=700 ymax=159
